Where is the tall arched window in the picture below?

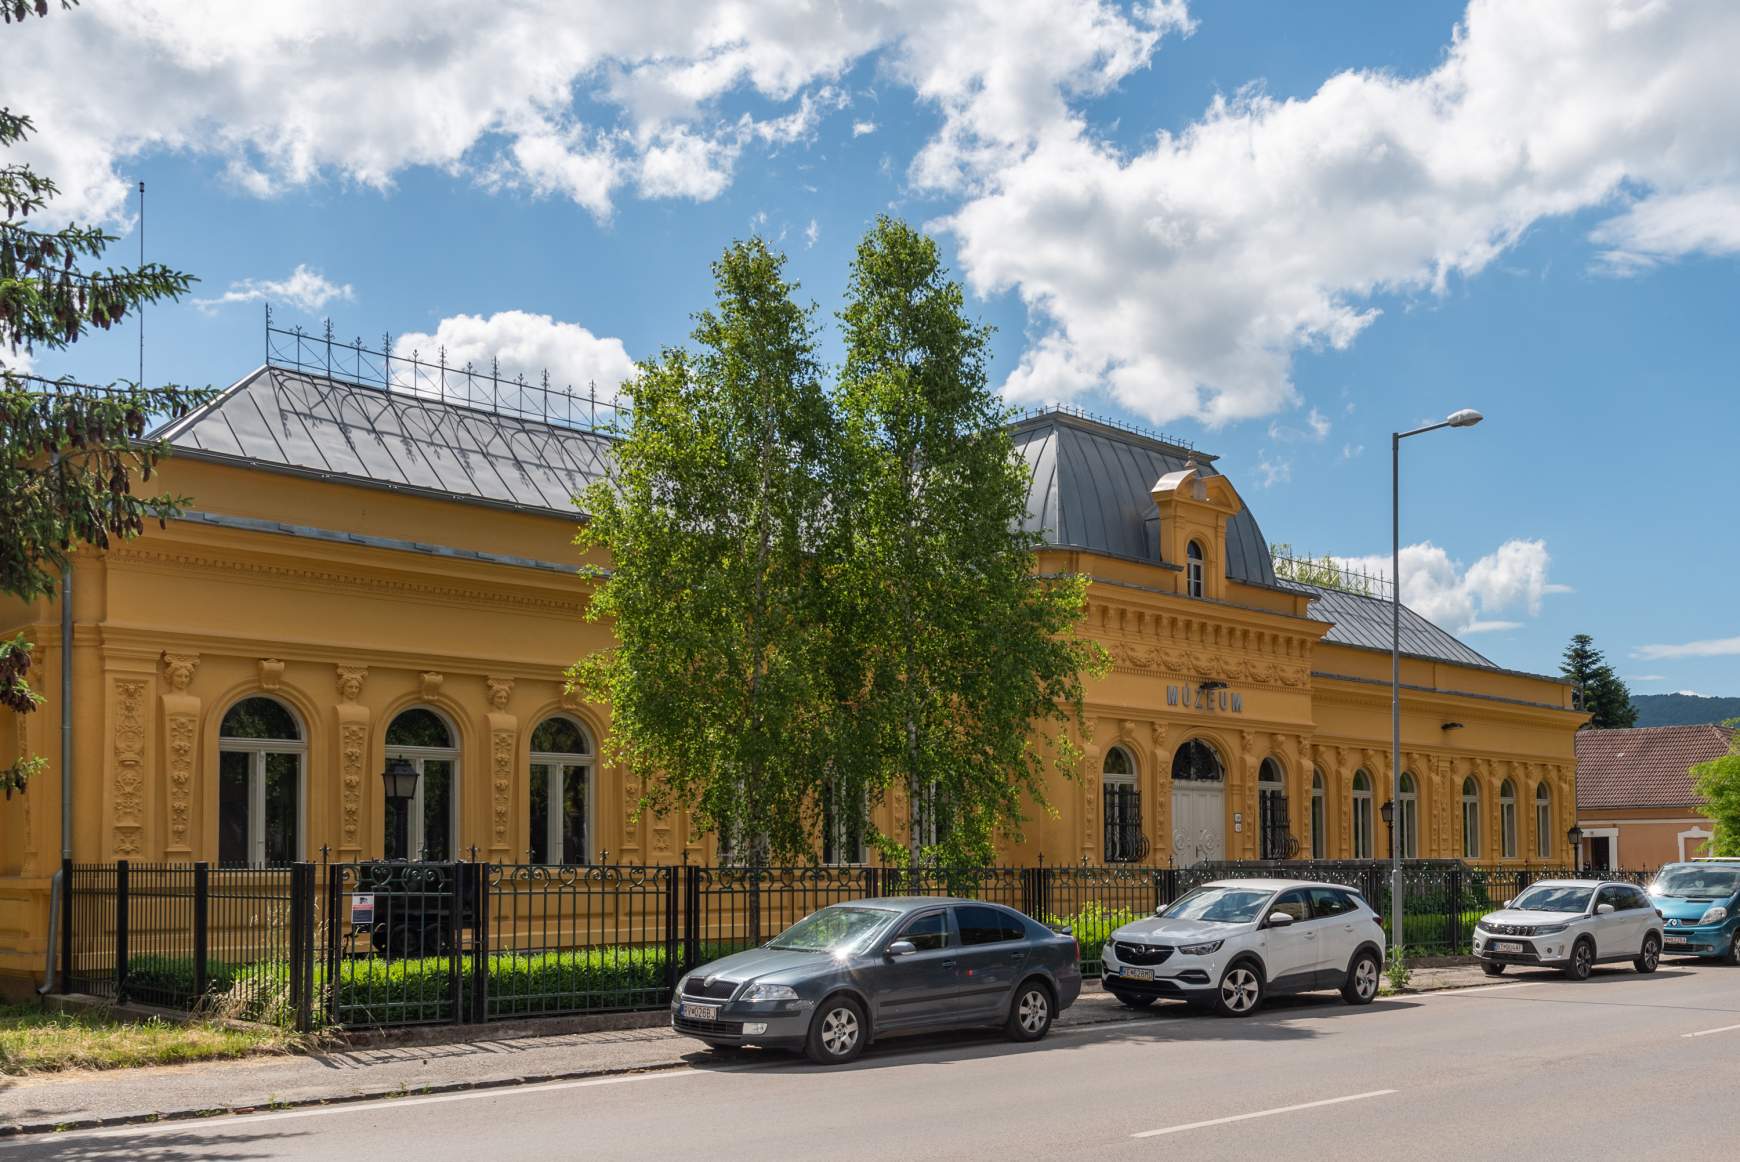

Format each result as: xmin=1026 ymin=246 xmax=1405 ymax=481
xmin=386 ymin=707 xmax=459 ymax=860
xmin=1352 ymin=770 xmax=1375 ymax=859
xmin=1171 ymin=739 xmax=1222 ymax=782
xmin=1311 ymin=770 xmax=1326 ymax=860
xmin=1258 ymin=758 xmax=1290 ymax=859
xmin=1102 ymin=745 xmax=1143 ymax=863
xmin=1534 ymin=783 xmax=1553 ymax=860
xmin=1186 ymin=540 xmax=1205 ymax=598
xmin=530 ymin=716 xmax=592 ymax=865
xmin=1500 ymin=779 xmax=1518 ymax=860
xmin=1461 ymin=777 xmax=1482 ymax=860
xmin=218 ymin=697 xmax=304 ymax=867
xmin=1398 ymin=771 xmax=1419 ymax=859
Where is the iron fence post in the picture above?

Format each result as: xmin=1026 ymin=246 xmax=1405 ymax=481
xmin=681 ymin=864 xmax=699 ymax=975
xmin=468 ymin=862 xmax=490 ymax=1024
xmin=114 ymin=859 xmax=129 ymax=1005
xmin=288 ymin=863 xmax=313 ymax=1032
xmin=193 ymin=861 xmax=210 ymax=1002
xmin=663 ymin=866 xmax=680 ymax=996
xmin=58 ymin=856 xmax=72 ymax=994
xmin=449 ymin=862 xmax=465 ymax=1026
xmin=323 ymin=863 xmax=342 ymax=1026
xmin=1445 ymin=865 xmax=1462 ymax=953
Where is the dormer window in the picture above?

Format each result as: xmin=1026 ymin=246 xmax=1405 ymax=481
xmin=1186 ymin=539 xmax=1204 ymax=598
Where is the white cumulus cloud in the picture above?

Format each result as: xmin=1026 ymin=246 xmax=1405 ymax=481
xmin=193 ymin=264 xmax=354 ymax=314
xmin=941 ymin=0 xmax=1740 ymax=424
xmin=1331 ymin=538 xmax=1569 ymax=636
xmin=391 ymin=311 xmax=636 ymax=401
xmin=1634 ymin=635 xmax=1740 ymax=661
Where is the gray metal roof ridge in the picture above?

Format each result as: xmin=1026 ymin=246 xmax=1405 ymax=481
xmin=174 ymin=509 xmax=599 ymax=576
xmin=1008 ymin=407 xmax=1216 ymax=462
xmin=1311 ymin=668 xmax=1579 ymax=710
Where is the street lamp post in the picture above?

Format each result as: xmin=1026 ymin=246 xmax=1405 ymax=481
xmin=1391 ymin=407 xmax=1483 ymax=958
xmin=1567 ymin=824 xmax=1585 ymax=873
xmin=382 ymin=757 xmax=421 ymax=860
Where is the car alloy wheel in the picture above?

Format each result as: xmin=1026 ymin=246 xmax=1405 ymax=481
xmin=1006 ymin=983 xmax=1053 ymax=1042
xmin=1342 ymin=952 xmax=1380 ymax=1005
xmin=1216 ymin=964 xmax=1263 ymax=1016
xmin=1564 ymin=939 xmax=1594 ymax=981
xmin=1481 ymin=961 xmax=1506 ymax=976
xmin=1725 ymin=931 xmax=1740 ymax=967
xmin=806 ymin=997 xmax=866 ymax=1065
xmin=1635 ymin=934 xmax=1661 ymax=974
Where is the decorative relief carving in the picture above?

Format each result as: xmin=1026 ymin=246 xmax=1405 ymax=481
xmin=1105 ymin=642 xmax=1307 ymax=687
xmin=420 ymin=671 xmax=445 ymax=700
xmin=491 ymin=727 xmax=514 ymax=846
xmin=486 ymin=676 xmax=514 ymax=712
xmin=166 ymin=713 xmax=196 ymax=850
xmin=258 ymin=658 xmax=285 ymax=690
xmin=112 ymin=678 xmax=148 ymax=855
xmin=622 ymin=771 xmax=642 ymax=849
xmin=336 ymin=665 xmax=367 ymax=703
xmin=340 ymin=721 xmax=366 ymax=848
xmin=161 ymin=652 xmax=198 ymax=692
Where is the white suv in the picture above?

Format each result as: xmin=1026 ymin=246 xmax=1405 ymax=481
xmin=1101 ymin=879 xmax=1386 ymax=1017
xmin=1473 ymin=879 xmax=1664 ymax=980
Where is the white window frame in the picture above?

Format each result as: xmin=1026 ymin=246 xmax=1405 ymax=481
xmin=529 ymin=716 xmax=593 ymax=866
xmin=1102 ymin=746 xmax=1140 ymax=863
xmin=1678 ymin=827 xmax=1713 ymax=861
xmin=1310 ymin=771 xmax=1326 ymax=860
xmin=1186 ymin=540 xmax=1205 ymax=598
xmin=1500 ymin=781 xmax=1518 ymax=860
xmin=1352 ymin=770 xmax=1374 ymax=860
xmin=1534 ymin=783 xmax=1553 ymax=860
xmin=1398 ymin=772 xmax=1418 ymax=860
xmin=386 ymin=708 xmax=461 ymax=862
xmin=217 ymin=703 xmax=307 ymax=867
xmin=1461 ymin=778 xmax=1481 ymax=860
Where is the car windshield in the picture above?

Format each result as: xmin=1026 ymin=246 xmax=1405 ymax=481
xmin=767 ymin=906 xmax=895 ymax=952
xmin=1510 ymin=885 xmax=1593 ymax=913
xmin=1651 ymin=866 xmax=1740 ymax=899
xmin=1163 ymin=886 xmax=1274 ymax=924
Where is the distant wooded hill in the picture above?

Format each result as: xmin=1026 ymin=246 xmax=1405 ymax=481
xmin=1632 ymin=692 xmax=1740 ymax=727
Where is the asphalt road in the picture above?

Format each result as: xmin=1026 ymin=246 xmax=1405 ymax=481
xmin=11 ymin=961 xmax=1739 ymax=1161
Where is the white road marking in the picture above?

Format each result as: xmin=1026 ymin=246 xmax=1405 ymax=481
xmin=1131 ymin=1089 xmax=1397 ymax=1138
xmin=1683 ymin=1022 xmax=1740 ymax=1038
xmin=32 ymin=1066 xmax=721 ymax=1142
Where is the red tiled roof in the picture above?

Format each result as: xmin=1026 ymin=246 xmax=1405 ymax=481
xmin=1576 ymin=725 xmax=1736 ymax=810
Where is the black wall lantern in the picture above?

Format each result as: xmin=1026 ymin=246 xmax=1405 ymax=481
xmin=382 ymin=757 xmax=421 ymax=860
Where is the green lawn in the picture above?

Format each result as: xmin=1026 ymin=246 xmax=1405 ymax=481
xmin=0 ymin=1003 xmax=300 ymax=1075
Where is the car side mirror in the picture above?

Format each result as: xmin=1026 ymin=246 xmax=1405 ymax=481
xmin=1265 ymin=911 xmax=1295 ymax=928
xmin=1596 ymin=903 xmax=1615 ymax=915
xmin=886 ymin=939 xmax=918 ymax=958
xmin=1502 ymin=899 xmax=1514 ymax=909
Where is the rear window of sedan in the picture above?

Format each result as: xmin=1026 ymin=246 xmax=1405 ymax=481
xmin=955 ymin=905 xmax=1028 ymax=945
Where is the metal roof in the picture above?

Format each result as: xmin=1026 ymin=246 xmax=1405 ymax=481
xmin=156 ymin=365 xmax=613 ymax=516
xmin=1283 ymin=579 xmax=1498 ymax=669
xmin=1010 ymin=411 xmax=1279 ymax=587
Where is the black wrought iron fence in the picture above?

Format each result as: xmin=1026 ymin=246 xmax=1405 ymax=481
xmin=61 ymin=857 xmax=1663 ymax=1030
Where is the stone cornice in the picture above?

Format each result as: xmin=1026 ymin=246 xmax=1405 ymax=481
xmin=95 ymin=623 xmax=576 ymax=681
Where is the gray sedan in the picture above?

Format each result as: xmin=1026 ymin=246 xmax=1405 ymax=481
xmin=670 ymin=896 xmax=1082 ymax=1064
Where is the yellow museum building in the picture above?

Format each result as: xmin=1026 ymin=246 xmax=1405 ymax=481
xmin=0 ymin=358 xmax=1585 ymax=990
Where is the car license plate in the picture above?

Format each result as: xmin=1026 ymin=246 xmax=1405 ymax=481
xmin=1119 ymin=967 xmax=1154 ymax=982
xmin=1491 ymin=941 xmax=1524 ymax=954
xmin=1665 ymin=936 xmax=1689 ymax=947
xmin=679 ymin=1001 xmax=719 ymax=1021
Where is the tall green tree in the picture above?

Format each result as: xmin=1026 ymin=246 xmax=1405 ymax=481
xmin=1691 ymin=726 xmax=1740 ymax=857
xmin=570 ymin=239 xmax=838 ymax=861
xmin=833 ymin=217 xmax=1105 ymax=866
xmin=1560 ymin=633 xmax=1638 ymax=729
xmin=1 ymin=103 xmax=207 ymax=794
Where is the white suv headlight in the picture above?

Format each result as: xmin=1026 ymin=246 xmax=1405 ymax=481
xmin=1698 ymin=905 xmax=1729 ymax=926
xmin=1533 ymin=923 xmax=1568 ymax=935
xmin=1178 ymin=940 xmax=1224 ymax=956
xmin=741 ymin=983 xmax=799 ymax=1002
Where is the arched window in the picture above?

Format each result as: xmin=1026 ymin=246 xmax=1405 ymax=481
xmin=1102 ymin=745 xmax=1143 ymax=863
xmin=530 ymin=716 xmax=592 ymax=865
xmin=1398 ymin=772 xmax=1419 ymax=859
xmin=1499 ymin=779 xmax=1518 ymax=860
xmin=218 ymin=697 xmax=304 ymax=867
xmin=1461 ymin=777 xmax=1482 ymax=860
xmin=386 ymin=707 xmax=459 ymax=861
xmin=1311 ymin=770 xmax=1327 ymax=860
xmin=1535 ymin=783 xmax=1553 ymax=860
xmin=1352 ymin=770 xmax=1375 ymax=859
xmin=1171 ymin=739 xmax=1223 ymax=782
xmin=1258 ymin=757 xmax=1291 ymax=860
xmin=1186 ymin=540 xmax=1205 ymax=598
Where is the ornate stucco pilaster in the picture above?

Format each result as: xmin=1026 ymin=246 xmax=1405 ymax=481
xmin=1149 ymin=721 xmax=1171 ymax=857
xmin=1080 ymin=732 xmax=1103 ymax=864
xmin=159 ymin=652 xmax=201 ymax=857
xmin=485 ymin=676 xmax=516 ymax=860
xmin=109 ymin=676 xmax=150 ymax=856
xmin=335 ymin=665 xmax=369 ymax=860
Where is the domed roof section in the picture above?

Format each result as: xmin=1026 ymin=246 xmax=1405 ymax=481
xmin=1009 ymin=408 xmax=1279 ymax=588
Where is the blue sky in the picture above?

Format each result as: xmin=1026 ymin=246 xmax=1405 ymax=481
xmin=7 ymin=1 xmax=1737 ymax=695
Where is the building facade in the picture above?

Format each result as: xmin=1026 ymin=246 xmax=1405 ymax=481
xmin=1574 ymin=724 xmax=1732 ymax=869
xmin=0 ymin=363 xmax=1585 ymax=992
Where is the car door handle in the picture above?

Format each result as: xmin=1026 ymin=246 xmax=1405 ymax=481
xmin=941 ymin=960 xmax=957 ymax=969
xmin=1012 ymin=950 xmax=1027 ymax=961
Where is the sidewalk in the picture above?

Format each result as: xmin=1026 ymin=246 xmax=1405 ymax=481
xmin=0 ymin=966 xmax=1495 ymax=1137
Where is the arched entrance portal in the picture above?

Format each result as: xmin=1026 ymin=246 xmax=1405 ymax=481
xmin=1170 ymin=740 xmax=1225 ymax=866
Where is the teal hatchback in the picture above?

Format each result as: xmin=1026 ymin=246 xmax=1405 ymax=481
xmin=1649 ymin=859 xmax=1740 ymax=963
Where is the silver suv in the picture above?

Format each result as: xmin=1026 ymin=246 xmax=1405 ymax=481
xmin=1473 ymin=879 xmax=1664 ymax=980
xmin=1102 ymin=879 xmax=1386 ymax=1017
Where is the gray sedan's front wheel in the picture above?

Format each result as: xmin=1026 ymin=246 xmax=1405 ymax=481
xmin=1005 ymin=981 xmax=1053 ymax=1042
xmin=805 ymin=996 xmax=867 ymax=1065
